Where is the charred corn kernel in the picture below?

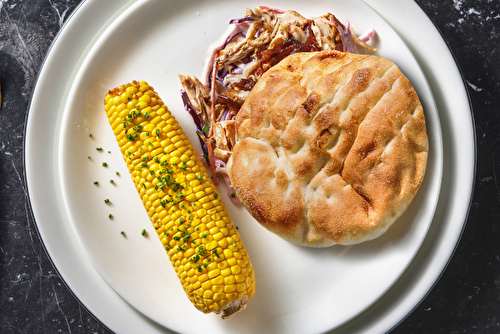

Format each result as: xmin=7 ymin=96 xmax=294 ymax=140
xmin=104 ymin=81 xmax=255 ymax=318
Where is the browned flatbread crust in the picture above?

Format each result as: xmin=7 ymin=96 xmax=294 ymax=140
xmin=227 ymin=50 xmax=428 ymax=246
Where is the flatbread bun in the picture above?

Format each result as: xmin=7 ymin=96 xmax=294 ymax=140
xmin=227 ymin=50 xmax=428 ymax=247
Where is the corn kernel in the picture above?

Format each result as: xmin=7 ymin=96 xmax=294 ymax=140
xmin=211 ymin=275 xmax=224 ymax=285
xmin=201 ymin=281 xmax=212 ymax=291
xmin=203 ymin=290 xmax=214 ymax=299
xmin=213 ymin=293 xmax=225 ymax=302
xmin=224 ymin=276 xmax=235 ymax=285
xmin=226 ymin=292 xmax=238 ymax=301
xmin=217 ymin=261 xmax=228 ymax=270
xmin=208 ymin=269 xmax=220 ymax=279
xmin=224 ymin=284 xmax=236 ymax=293
xmin=206 ymin=240 xmax=218 ymax=251
xmin=212 ymin=285 xmax=224 ymax=294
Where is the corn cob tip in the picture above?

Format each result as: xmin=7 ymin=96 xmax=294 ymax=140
xmin=216 ymin=295 xmax=248 ymax=319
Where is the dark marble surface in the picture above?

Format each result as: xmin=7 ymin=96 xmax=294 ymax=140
xmin=0 ymin=0 xmax=499 ymax=333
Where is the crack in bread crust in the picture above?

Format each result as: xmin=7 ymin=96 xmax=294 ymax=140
xmin=228 ymin=50 xmax=428 ymax=247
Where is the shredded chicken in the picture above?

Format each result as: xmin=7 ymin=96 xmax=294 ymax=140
xmin=178 ymin=75 xmax=211 ymax=124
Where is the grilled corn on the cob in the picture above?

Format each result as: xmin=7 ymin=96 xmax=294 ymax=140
xmin=104 ymin=80 xmax=255 ymax=318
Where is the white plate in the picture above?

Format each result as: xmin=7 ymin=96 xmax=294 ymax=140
xmin=25 ymin=0 xmax=474 ymax=333
xmin=59 ymin=0 xmax=441 ymax=332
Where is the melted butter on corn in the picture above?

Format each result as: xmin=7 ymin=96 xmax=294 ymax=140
xmin=104 ymin=81 xmax=255 ymax=318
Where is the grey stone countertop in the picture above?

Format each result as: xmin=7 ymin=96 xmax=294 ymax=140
xmin=1 ymin=0 xmax=499 ymax=333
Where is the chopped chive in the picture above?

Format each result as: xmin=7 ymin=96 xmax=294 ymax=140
xmin=96 ymin=147 xmax=103 ymax=151
xmin=102 ymin=162 xmax=108 ymax=167
xmin=141 ymin=229 xmax=146 ymax=236
xmin=94 ymin=181 xmax=99 ymax=185
xmin=121 ymin=231 xmax=125 ymax=235
xmin=109 ymin=179 xmax=114 ymax=183
xmin=89 ymin=133 xmax=92 ymax=138
xmin=108 ymin=214 xmax=113 ymax=219
xmin=211 ymin=249 xmax=220 ymax=258
xmin=104 ymin=199 xmax=110 ymax=204
xmin=116 ymin=171 xmax=120 ymax=175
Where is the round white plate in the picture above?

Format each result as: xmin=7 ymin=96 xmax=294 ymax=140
xmin=59 ymin=0 xmax=441 ymax=332
xmin=25 ymin=0 xmax=473 ymax=333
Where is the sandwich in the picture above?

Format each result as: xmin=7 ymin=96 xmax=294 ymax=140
xmin=179 ymin=7 xmax=427 ymax=247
